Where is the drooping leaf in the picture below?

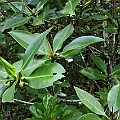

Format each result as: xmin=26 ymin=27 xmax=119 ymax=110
xmin=77 ymin=113 xmax=102 ymax=120
xmin=89 ymin=14 xmax=108 ymax=20
xmin=0 ymin=57 xmax=16 ymax=78
xmin=25 ymin=63 xmax=65 ymax=89
xmin=53 ymin=24 xmax=74 ymax=53
xmin=22 ymin=27 xmax=52 ymax=70
xmin=74 ymin=87 xmax=106 ymax=116
xmin=80 ymin=67 xmax=106 ymax=80
xmin=91 ymin=55 xmax=107 ymax=73
xmin=107 ymin=84 xmax=120 ymax=112
xmin=2 ymin=17 xmax=30 ymax=32
xmin=62 ymin=36 xmax=105 ymax=57
xmin=2 ymin=81 xmax=17 ymax=102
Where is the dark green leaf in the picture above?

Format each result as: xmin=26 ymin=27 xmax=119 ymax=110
xmin=80 ymin=67 xmax=106 ymax=80
xmin=74 ymin=87 xmax=106 ymax=116
xmin=111 ymin=64 xmax=120 ymax=78
xmin=91 ymin=55 xmax=107 ymax=73
xmin=89 ymin=14 xmax=108 ymax=20
xmin=107 ymin=84 xmax=120 ymax=112
xmin=62 ymin=36 xmax=104 ymax=57
xmin=53 ymin=24 xmax=74 ymax=53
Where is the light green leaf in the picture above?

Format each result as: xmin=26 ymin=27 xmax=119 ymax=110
xmin=2 ymin=81 xmax=17 ymax=102
xmin=22 ymin=27 xmax=52 ymax=70
xmin=0 ymin=0 xmax=7 ymax=2
xmin=0 ymin=61 xmax=7 ymax=78
xmin=60 ymin=0 xmax=80 ymax=15
xmin=2 ymin=17 xmax=30 ymax=32
xmin=0 ymin=76 xmax=7 ymax=83
xmin=62 ymin=36 xmax=105 ymax=57
xmin=53 ymin=24 xmax=74 ymax=53
xmin=33 ymin=12 xmax=44 ymax=26
xmin=107 ymin=84 xmax=120 ymax=112
xmin=89 ymin=14 xmax=108 ymax=20
xmin=91 ymin=55 xmax=107 ymax=73
xmin=74 ymin=87 xmax=106 ymax=116
xmin=78 ymin=113 xmax=102 ymax=120
xmin=0 ymin=57 xmax=16 ymax=78
xmin=80 ymin=67 xmax=106 ymax=80
xmin=25 ymin=63 xmax=65 ymax=89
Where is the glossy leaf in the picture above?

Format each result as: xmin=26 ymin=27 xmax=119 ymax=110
xmin=53 ymin=24 xmax=74 ymax=53
xmin=62 ymin=36 xmax=105 ymax=57
xmin=80 ymin=67 xmax=106 ymax=80
xmin=25 ymin=63 xmax=65 ymax=89
xmin=22 ymin=27 xmax=52 ymax=70
xmin=107 ymin=84 xmax=120 ymax=112
xmin=2 ymin=81 xmax=17 ymax=102
xmin=2 ymin=17 xmax=30 ymax=32
xmin=89 ymin=14 xmax=108 ymax=20
xmin=74 ymin=87 xmax=106 ymax=116
xmin=78 ymin=113 xmax=102 ymax=120
xmin=0 ymin=57 xmax=16 ymax=78
xmin=91 ymin=55 xmax=107 ymax=73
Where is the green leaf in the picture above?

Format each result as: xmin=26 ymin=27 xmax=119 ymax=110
xmin=35 ymin=0 xmax=48 ymax=13
xmin=22 ymin=27 xmax=52 ymax=70
xmin=60 ymin=0 xmax=80 ymax=15
xmin=9 ymin=2 xmax=31 ymax=15
xmin=62 ymin=36 xmax=105 ymax=57
xmin=80 ymin=67 xmax=106 ymax=80
xmin=0 ymin=57 xmax=16 ymax=78
xmin=53 ymin=24 xmax=74 ymax=53
xmin=2 ymin=17 xmax=30 ymax=32
xmin=2 ymin=81 xmax=17 ymax=102
xmin=91 ymin=55 xmax=107 ymax=73
xmin=33 ymin=12 xmax=44 ymax=26
xmin=77 ymin=113 xmax=102 ymax=120
xmin=89 ymin=14 xmax=108 ymax=20
xmin=9 ymin=30 xmax=50 ymax=55
xmin=25 ymin=63 xmax=65 ymax=89
xmin=0 ymin=75 xmax=7 ymax=83
xmin=111 ymin=64 xmax=120 ymax=78
xmin=9 ymin=30 xmax=36 ymax=49
xmin=107 ymin=84 xmax=120 ymax=112
xmin=105 ymin=22 xmax=118 ymax=34
xmin=74 ymin=87 xmax=106 ymax=116
xmin=0 ymin=0 xmax=7 ymax=2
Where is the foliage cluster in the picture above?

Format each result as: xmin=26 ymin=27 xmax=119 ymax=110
xmin=0 ymin=0 xmax=120 ymax=120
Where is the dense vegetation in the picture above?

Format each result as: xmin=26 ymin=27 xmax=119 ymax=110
xmin=0 ymin=0 xmax=120 ymax=120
